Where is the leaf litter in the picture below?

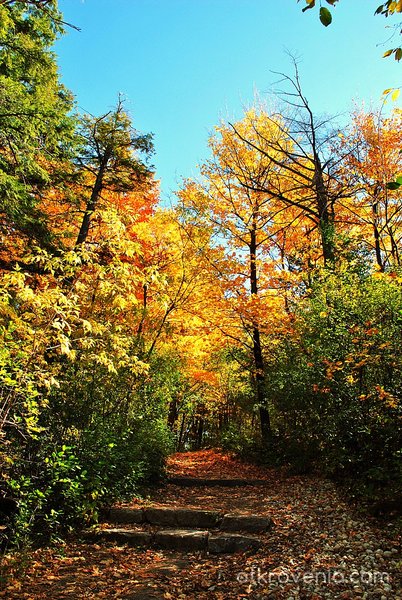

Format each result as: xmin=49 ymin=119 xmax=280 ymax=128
xmin=1 ymin=449 xmax=400 ymax=599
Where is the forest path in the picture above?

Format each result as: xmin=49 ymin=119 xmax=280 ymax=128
xmin=1 ymin=450 xmax=401 ymax=599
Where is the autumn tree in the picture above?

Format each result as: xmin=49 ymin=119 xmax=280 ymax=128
xmin=178 ymin=110 xmax=292 ymax=443
xmin=231 ymin=64 xmax=352 ymax=267
xmin=125 ymin=205 xmax=224 ymax=440
xmin=339 ymin=108 xmax=402 ymax=271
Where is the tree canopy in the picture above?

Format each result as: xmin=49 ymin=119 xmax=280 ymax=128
xmin=0 ymin=0 xmax=401 ymax=552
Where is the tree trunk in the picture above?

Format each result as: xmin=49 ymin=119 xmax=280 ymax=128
xmin=259 ymin=405 xmax=271 ymax=442
xmin=387 ymin=221 xmax=400 ymax=268
xmin=254 ymin=325 xmax=272 ymax=443
xmin=167 ymin=398 xmax=178 ymax=430
xmin=372 ymin=198 xmax=384 ymax=271
xmin=177 ymin=414 xmax=186 ymax=451
xmin=75 ymin=153 xmax=110 ymax=247
xmin=250 ymin=221 xmax=272 ymax=443
xmin=314 ymin=161 xmax=335 ymax=266
xmin=196 ymin=417 xmax=204 ymax=449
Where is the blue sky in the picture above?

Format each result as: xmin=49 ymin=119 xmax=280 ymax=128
xmin=57 ymin=0 xmax=401 ymax=203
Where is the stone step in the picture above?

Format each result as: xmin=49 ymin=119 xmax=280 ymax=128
xmin=108 ymin=507 xmax=144 ymax=524
xmin=145 ymin=507 xmax=221 ymax=529
xmin=93 ymin=527 xmax=261 ymax=554
xmin=167 ymin=477 xmax=267 ymax=487
xmin=220 ymin=513 xmax=273 ymax=533
xmin=155 ymin=529 xmax=208 ymax=552
xmin=96 ymin=528 xmax=152 ymax=547
xmin=106 ymin=506 xmax=273 ymax=533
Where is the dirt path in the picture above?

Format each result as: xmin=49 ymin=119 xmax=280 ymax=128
xmin=1 ymin=450 xmax=401 ymax=599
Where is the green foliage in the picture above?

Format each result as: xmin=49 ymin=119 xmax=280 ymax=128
xmin=267 ymin=271 xmax=402 ymax=496
xmin=0 ymin=0 xmax=77 ymax=247
xmin=74 ymin=97 xmax=154 ymax=246
xmin=386 ymin=174 xmax=402 ymax=190
xmin=5 ymin=414 xmax=172 ymax=548
xmin=76 ymin=100 xmax=153 ymax=191
xmin=8 ymin=445 xmax=89 ymax=547
xmin=219 ymin=422 xmax=261 ymax=458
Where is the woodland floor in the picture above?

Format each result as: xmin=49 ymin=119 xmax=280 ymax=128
xmin=1 ymin=449 xmax=401 ymax=599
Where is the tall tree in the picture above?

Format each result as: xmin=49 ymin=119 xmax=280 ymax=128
xmin=0 ymin=0 xmax=76 ymax=252
xmin=179 ymin=110 xmax=290 ymax=443
xmin=74 ymin=97 xmax=154 ymax=247
xmin=231 ymin=64 xmax=351 ymax=267
xmin=340 ymin=108 xmax=402 ymax=270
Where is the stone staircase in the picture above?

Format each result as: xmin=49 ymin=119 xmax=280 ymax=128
xmin=93 ymin=504 xmax=273 ymax=554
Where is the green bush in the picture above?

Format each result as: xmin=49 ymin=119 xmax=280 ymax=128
xmin=267 ymin=271 xmax=402 ymax=497
xmin=5 ymin=416 xmax=173 ymax=547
